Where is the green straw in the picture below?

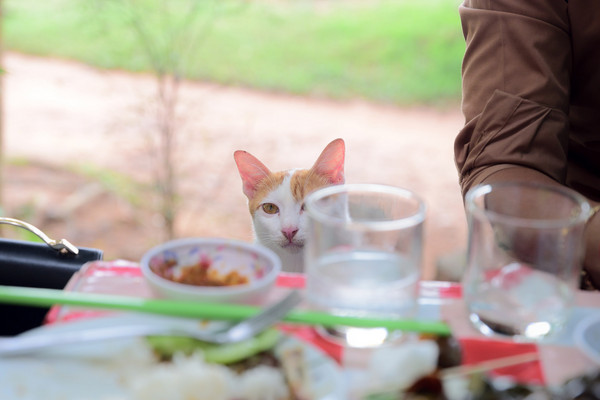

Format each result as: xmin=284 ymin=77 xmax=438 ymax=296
xmin=0 ymin=285 xmax=451 ymax=336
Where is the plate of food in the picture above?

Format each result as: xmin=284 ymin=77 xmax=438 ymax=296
xmin=0 ymin=314 xmax=345 ymax=400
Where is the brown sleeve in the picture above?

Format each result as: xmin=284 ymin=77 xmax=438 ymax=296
xmin=455 ymin=0 xmax=572 ymax=197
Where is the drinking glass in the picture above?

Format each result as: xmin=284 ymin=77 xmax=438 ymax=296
xmin=463 ymin=182 xmax=592 ymax=340
xmin=303 ymin=184 xmax=426 ymax=347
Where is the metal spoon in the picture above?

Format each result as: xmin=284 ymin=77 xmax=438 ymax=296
xmin=0 ymin=290 xmax=302 ymax=356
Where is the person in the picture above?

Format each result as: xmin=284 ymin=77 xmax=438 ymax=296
xmin=454 ymin=0 xmax=600 ymax=289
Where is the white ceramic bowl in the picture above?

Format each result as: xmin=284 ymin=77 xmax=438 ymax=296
xmin=140 ymin=238 xmax=281 ymax=304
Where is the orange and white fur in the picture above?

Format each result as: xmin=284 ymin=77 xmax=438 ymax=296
xmin=234 ymin=139 xmax=345 ymax=273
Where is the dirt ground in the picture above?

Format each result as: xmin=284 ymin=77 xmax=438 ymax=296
xmin=1 ymin=52 xmax=467 ymax=280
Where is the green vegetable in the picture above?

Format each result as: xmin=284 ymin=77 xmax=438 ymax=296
xmin=146 ymin=328 xmax=282 ymax=364
xmin=363 ymin=394 xmax=397 ymax=400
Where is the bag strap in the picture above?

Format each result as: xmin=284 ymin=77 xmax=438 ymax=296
xmin=0 ymin=217 xmax=79 ymax=255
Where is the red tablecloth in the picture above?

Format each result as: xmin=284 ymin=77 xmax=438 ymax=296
xmin=48 ymin=259 xmax=597 ymax=386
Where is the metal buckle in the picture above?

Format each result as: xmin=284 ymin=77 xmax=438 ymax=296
xmin=0 ymin=217 xmax=79 ymax=255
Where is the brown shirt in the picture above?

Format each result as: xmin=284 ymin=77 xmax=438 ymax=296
xmin=455 ymin=0 xmax=600 ymax=201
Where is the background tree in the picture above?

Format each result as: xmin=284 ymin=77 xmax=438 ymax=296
xmin=91 ymin=0 xmax=224 ymax=240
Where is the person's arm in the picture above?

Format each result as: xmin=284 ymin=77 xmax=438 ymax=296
xmin=456 ymin=0 xmax=572 ymax=196
xmin=455 ymin=1 xmax=600 ymax=287
xmin=583 ymin=204 xmax=600 ymax=288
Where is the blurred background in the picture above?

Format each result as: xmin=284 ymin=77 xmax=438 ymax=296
xmin=0 ymin=0 xmax=466 ymax=280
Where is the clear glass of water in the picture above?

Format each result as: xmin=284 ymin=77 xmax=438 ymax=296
xmin=463 ymin=182 xmax=592 ymax=341
xmin=303 ymin=184 xmax=426 ymax=347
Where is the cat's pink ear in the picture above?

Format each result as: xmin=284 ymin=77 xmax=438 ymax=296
xmin=234 ymin=150 xmax=272 ymax=199
xmin=311 ymin=138 xmax=345 ymax=184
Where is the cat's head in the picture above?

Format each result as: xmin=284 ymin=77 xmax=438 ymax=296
xmin=234 ymin=139 xmax=345 ymax=262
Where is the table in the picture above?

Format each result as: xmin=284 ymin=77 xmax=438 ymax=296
xmin=47 ymin=260 xmax=600 ymax=392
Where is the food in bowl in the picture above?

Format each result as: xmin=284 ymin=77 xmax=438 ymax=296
xmin=150 ymin=254 xmax=250 ymax=287
xmin=140 ymin=238 xmax=281 ymax=303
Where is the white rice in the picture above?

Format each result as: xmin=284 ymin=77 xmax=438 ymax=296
xmin=365 ymin=339 xmax=440 ymax=393
xmin=106 ymin=352 xmax=290 ymax=400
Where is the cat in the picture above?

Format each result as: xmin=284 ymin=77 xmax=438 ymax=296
xmin=234 ymin=138 xmax=345 ymax=273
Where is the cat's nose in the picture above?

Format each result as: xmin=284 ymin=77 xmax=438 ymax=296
xmin=282 ymin=228 xmax=298 ymax=242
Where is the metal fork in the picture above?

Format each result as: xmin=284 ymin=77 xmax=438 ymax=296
xmin=0 ymin=290 xmax=302 ymax=356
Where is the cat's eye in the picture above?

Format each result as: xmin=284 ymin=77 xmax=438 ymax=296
xmin=262 ymin=203 xmax=279 ymax=214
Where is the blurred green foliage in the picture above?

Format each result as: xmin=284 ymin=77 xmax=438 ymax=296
xmin=3 ymin=0 xmax=464 ymax=106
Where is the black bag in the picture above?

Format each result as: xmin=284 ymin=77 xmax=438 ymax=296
xmin=0 ymin=218 xmax=103 ymax=335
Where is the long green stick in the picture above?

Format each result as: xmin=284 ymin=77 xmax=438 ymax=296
xmin=0 ymin=285 xmax=451 ymax=336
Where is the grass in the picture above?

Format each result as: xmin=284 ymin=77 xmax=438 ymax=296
xmin=2 ymin=0 xmax=465 ymax=106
